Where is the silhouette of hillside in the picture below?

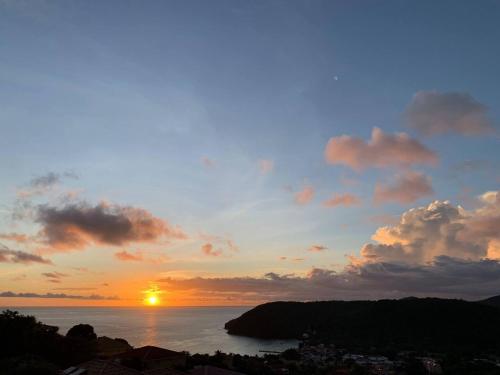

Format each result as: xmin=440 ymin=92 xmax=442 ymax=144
xmin=479 ymin=295 xmax=500 ymax=308
xmin=225 ymin=297 xmax=500 ymax=354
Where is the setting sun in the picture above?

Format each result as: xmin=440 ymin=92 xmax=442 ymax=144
xmin=147 ymin=295 xmax=158 ymax=305
xmin=143 ymin=285 xmax=162 ymax=306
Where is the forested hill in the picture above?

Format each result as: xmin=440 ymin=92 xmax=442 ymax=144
xmin=479 ymin=294 xmax=500 ymax=308
xmin=224 ymin=297 xmax=500 ymax=354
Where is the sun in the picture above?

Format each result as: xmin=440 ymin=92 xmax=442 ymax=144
xmin=147 ymin=295 xmax=158 ymax=305
xmin=143 ymin=285 xmax=163 ymax=306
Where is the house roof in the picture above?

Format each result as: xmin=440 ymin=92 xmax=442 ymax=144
xmin=67 ymin=359 xmax=142 ymax=375
xmin=113 ymin=345 xmax=185 ymax=361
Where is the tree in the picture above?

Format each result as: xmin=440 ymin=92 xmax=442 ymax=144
xmin=66 ymin=324 xmax=97 ymax=341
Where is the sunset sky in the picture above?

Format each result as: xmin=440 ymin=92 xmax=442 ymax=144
xmin=1 ymin=0 xmax=499 ymax=306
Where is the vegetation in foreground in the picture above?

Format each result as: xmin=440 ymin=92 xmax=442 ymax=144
xmin=2 ymin=309 xmax=500 ymax=374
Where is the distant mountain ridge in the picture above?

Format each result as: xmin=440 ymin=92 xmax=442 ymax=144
xmin=225 ymin=296 xmax=500 ymax=354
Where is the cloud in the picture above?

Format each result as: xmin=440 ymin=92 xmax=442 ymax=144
xmin=323 ymin=193 xmax=360 ymax=208
xmin=42 ymin=272 xmax=67 ymax=279
xmin=308 ymin=245 xmax=328 ymax=252
xmin=0 ymin=243 xmax=52 ymax=264
xmin=201 ymin=243 xmax=222 ymax=257
xmin=365 ymin=192 xmax=500 ymax=264
xmin=199 ymin=233 xmax=239 ymax=253
xmin=259 ymin=159 xmax=274 ymax=174
xmin=42 ymin=272 xmax=68 ymax=283
xmin=158 ymin=256 xmax=500 ymax=301
xmin=0 ymin=291 xmax=119 ymax=300
xmin=159 ymin=191 xmax=500 ymax=302
xmin=17 ymin=171 xmax=78 ymax=198
xmin=0 ymin=232 xmax=30 ymax=243
xmin=30 ymin=172 xmax=61 ymax=188
xmin=324 ymin=127 xmax=438 ymax=171
xmin=201 ymin=156 xmax=215 ymax=168
xmin=114 ymin=250 xmax=169 ymax=263
xmin=115 ymin=250 xmax=144 ymax=261
xmin=295 ymin=186 xmax=314 ymax=205
xmin=374 ymin=171 xmax=433 ymax=204
xmin=226 ymin=239 xmax=239 ymax=252
xmin=405 ymin=91 xmax=494 ymax=136
xmin=35 ymin=201 xmax=187 ymax=252
xmin=458 ymin=192 xmax=500 ymax=259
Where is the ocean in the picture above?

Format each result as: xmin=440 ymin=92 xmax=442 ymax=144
xmin=11 ymin=306 xmax=298 ymax=356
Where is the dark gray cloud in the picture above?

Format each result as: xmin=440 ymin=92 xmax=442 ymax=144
xmin=0 ymin=243 xmax=52 ymax=264
xmin=405 ymin=91 xmax=495 ymax=136
xmin=159 ymin=256 xmax=500 ymax=302
xmin=0 ymin=291 xmax=119 ymax=300
xmin=35 ymin=201 xmax=187 ymax=251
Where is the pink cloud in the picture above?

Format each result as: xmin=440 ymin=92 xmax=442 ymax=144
xmin=295 ymin=186 xmax=314 ymax=205
xmin=323 ymin=193 xmax=361 ymax=208
xmin=115 ymin=249 xmax=169 ymax=264
xmin=309 ymin=245 xmax=328 ymax=252
xmin=201 ymin=243 xmax=222 ymax=257
xmin=0 ymin=232 xmax=30 ymax=243
xmin=198 ymin=233 xmax=238 ymax=253
xmin=115 ymin=250 xmax=144 ymax=261
xmin=374 ymin=171 xmax=433 ymax=204
xmin=324 ymin=127 xmax=438 ymax=171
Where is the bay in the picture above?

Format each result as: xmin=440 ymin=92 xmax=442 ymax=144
xmin=11 ymin=306 xmax=298 ymax=356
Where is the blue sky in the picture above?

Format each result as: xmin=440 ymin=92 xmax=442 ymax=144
xmin=0 ymin=0 xmax=499 ymax=305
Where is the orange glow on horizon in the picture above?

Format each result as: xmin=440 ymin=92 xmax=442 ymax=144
xmin=143 ymin=284 xmax=162 ymax=306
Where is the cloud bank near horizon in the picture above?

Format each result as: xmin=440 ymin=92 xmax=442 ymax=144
xmin=0 ymin=291 xmax=119 ymax=300
xmin=159 ymin=191 xmax=500 ymax=302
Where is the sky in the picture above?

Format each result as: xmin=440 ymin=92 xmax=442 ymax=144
xmin=0 ymin=0 xmax=499 ymax=306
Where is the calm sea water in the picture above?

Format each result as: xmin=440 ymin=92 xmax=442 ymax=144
xmin=12 ymin=307 xmax=298 ymax=356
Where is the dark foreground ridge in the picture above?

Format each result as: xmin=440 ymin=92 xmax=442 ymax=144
xmin=3 ymin=305 xmax=500 ymax=374
xmin=225 ymin=296 xmax=500 ymax=354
